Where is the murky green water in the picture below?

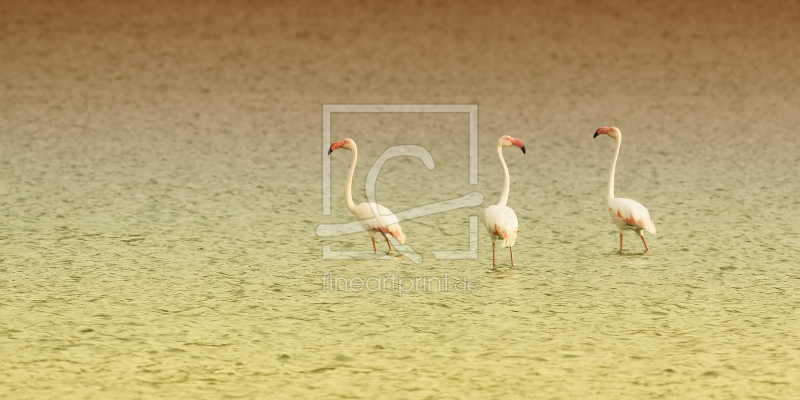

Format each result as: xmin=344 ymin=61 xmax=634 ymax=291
xmin=2 ymin=0 xmax=800 ymax=398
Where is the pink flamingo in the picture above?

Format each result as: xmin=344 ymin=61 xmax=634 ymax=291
xmin=594 ymin=127 xmax=656 ymax=252
xmin=329 ymin=138 xmax=406 ymax=253
xmin=484 ymin=135 xmax=526 ymax=267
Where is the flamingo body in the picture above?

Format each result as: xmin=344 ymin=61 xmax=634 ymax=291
xmin=608 ymin=197 xmax=656 ymax=235
xmin=484 ymin=205 xmax=518 ymax=248
xmin=353 ymin=202 xmax=406 ymax=244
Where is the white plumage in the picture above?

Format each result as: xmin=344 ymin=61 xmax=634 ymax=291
xmin=353 ymin=202 xmax=406 ymax=245
xmin=484 ymin=205 xmax=518 ymax=248
xmin=608 ymin=197 xmax=656 ymax=235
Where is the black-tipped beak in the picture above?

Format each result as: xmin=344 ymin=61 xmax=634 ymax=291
xmin=520 ymin=145 xmax=526 ymax=154
xmin=328 ymin=146 xmax=333 ymax=155
xmin=593 ymin=131 xmax=599 ymax=138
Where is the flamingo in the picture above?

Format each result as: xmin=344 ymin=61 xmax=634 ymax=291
xmin=328 ymin=138 xmax=406 ymax=253
xmin=484 ymin=135 xmax=525 ymax=268
xmin=593 ymin=127 xmax=656 ymax=252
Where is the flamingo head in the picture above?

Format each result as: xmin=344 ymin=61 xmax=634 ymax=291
xmin=593 ymin=126 xmax=620 ymax=140
xmin=328 ymin=138 xmax=356 ymax=154
xmin=499 ymin=135 xmax=526 ymax=154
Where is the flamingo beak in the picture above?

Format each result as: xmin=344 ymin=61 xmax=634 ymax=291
xmin=594 ymin=127 xmax=611 ymax=138
xmin=509 ymin=137 xmax=526 ymax=154
xmin=328 ymin=140 xmax=345 ymax=155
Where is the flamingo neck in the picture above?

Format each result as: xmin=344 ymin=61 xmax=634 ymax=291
xmin=497 ymin=145 xmax=510 ymax=206
xmin=607 ymin=135 xmax=621 ymax=202
xmin=344 ymin=147 xmax=357 ymax=214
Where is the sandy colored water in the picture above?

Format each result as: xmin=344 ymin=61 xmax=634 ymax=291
xmin=1 ymin=0 xmax=800 ymax=398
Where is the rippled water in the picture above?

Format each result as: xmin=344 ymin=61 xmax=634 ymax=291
xmin=2 ymin=0 xmax=800 ymax=398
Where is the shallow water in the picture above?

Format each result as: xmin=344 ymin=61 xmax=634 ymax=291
xmin=2 ymin=0 xmax=800 ymax=398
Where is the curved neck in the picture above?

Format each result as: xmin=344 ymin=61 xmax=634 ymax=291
xmin=607 ymin=135 xmax=621 ymax=202
xmin=497 ymin=145 xmax=510 ymax=206
xmin=344 ymin=147 xmax=357 ymax=213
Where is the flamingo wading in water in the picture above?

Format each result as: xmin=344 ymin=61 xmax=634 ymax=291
xmin=484 ymin=135 xmax=525 ymax=267
xmin=593 ymin=127 xmax=656 ymax=252
xmin=329 ymin=138 xmax=406 ymax=253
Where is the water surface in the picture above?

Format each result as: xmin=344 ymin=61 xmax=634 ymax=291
xmin=1 ymin=0 xmax=799 ymax=398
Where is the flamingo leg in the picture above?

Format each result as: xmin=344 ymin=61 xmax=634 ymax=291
xmin=492 ymin=242 xmax=496 ymax=268
xmin=510 ymin=246 xmax=514 ymax=267
xmin=619 ymin=234 xmax=624 ymax=252
xmin=640 ymin=233 xmax=649 ymax=252
xmin=372 ymin=237 xmax=377 ymax=253
xmin=385 ymin=236 xmax=392 ymax=251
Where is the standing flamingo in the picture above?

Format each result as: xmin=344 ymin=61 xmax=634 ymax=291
xmin=329 ymin=138 xmax=406 ymax=253
xmin=484 ymin=135 xmax=525 ymax=268
xmin=593 ymin=127 xmax=656 ymax=252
